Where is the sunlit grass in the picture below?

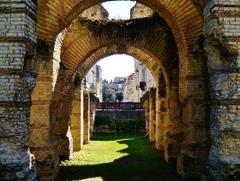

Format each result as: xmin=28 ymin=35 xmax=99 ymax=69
xmin=61 ymin=137 xmax=131 ymax=166
xmin=56 ymin=134 xmax=182 ymax=181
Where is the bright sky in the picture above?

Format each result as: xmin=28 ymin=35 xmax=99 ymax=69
xmin=102 ymin=1 xmax=136 ymax=20
xmin=97 ymin=55 xmax=135 ymax=81
xmin=97 ymin=1 xmax=136 ymax=81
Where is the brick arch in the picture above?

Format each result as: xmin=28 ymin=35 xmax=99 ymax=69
xmin=53 ymin=43 xmax=172 ymax=168
xmin=76 ymin=44 xmax=167 ymax=91
xmin=37 ymin=0 xmax=203 ymax=52
xmin=37 ymin=0 xmax=203 ymax=84
xmin=36 ymin=1 xmax=209 ymax=179
xmin=61 ymin=16 xmax=178 ymax=88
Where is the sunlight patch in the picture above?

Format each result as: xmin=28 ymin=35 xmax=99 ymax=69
xmin=80 ymin=177 xmax=104 ymax=181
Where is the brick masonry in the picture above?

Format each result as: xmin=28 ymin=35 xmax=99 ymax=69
xmin=0 ymin=0 xmax=37 ymax=180
xmin=0 ymin=0 xmax=240 ymax=180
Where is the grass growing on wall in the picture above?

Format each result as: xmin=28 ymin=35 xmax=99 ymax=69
xmin=56 ymin=134 xmax=182 ymax=181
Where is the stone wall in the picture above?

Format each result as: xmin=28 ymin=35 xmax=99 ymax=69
xmin=203 ymin=1 xmax=240 ymax=180
xmin=1 ymin=0 xmax=240 ymax=180
xmin=0 ymin=0 xmax=37 ymax=180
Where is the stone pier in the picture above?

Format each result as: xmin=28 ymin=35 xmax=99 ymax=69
xmin=149 ymin=88 xmax=156 ymax=142
xmin=0 ymin=1 xmax=37 ymax=180
xmin=84 ymin=93 xmax=91 ymax=144
xmin=70 ymin=82 xmax=84 ymax=151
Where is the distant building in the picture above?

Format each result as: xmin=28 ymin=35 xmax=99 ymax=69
xmin=102 ymin=76 xmax=126 ymax=102
xmin=96 ymin=65 xmax=103 ymax=102
xmin=123 ymin=73 xmax=139 ymax=102
xmin=85 ymin=64 xmax=103 ymax=101
xmin=113 ymin=77 xmax=126 ymax=90
xmin=123 ymin=59 xmax=155 ymax=102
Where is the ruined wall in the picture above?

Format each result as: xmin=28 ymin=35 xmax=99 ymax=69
xmin=30 ymin=41 xmax=59 ymax=180
xmin=80 ymin=4 xmax=108 ymax=20
xmin=130 ymin=3 xmax=154 ymax=19
xmin=166 ymin=69 xmax=182 ymax=161
xmin=203 ymin=1 xmax=240 ymax=180
xmin=0 ymin=1 xmax=37 ymax=180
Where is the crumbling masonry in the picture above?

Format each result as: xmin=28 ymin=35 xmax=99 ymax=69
xmin=0 ymin=0 xmax=240 ymax=180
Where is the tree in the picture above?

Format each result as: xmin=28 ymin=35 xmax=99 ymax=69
xmin=115 ymin=92 xmax=123 ymax=102
xmin=102 ymin=83 xmax=114 ymax=102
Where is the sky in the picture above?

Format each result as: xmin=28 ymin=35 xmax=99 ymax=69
xmin=96 ymin=1 xmax=136 ymax=81
xmin=97 ymin=55 xmax=135 ymax=81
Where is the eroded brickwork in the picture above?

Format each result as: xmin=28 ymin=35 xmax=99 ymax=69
xmin=1 ymin=0 xmax=240 ymax=180
xmin=70 ymin=83 xmax=84 ymax=152
xmin=203 ymin=1 xmax=240 ymax=179
xmin=0 ymin=0 xmax=37 ymax=180
xmin=30 ymin=40 xmax=59 ymax=180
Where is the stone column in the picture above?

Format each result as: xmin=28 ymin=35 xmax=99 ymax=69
xmin=176 ymin=35 xmax=209 ymax=180
xmin=155 ymin=73 xmax=166 ymax=150
xmin=89 ymin=94 xmax=98 ymax=137
xmin=53 ymin=67 xmax=74 ymax=160
xmin=164 ymin=70 xmax=182 ymax=161
xmin=0 ymin=1 xmax=37 ymax=180
xmin=149 ymin=88 xmax=156 ymax=142
xmin=70 ymin=82 xmax=84 ymax=151
xmin=30 ymin=41 xmax=59 ymax=180
xmin=203 ymin=1 xmax=240 ymax=180
xmin=141 ymin=93 xmax=150 ymax=136
xmin=84 ymin=93 xmax=91 ymax=144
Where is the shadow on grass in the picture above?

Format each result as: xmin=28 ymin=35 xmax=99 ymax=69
xmin=55 ymin=134 xmax=183 ymax=181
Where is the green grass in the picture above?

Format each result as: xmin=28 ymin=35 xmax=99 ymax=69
xmin=55 ymin=134 xmax=183 ymax=181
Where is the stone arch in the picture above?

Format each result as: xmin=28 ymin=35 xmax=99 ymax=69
xmin=50 ymin=15 xmax=188 ymax=178
xmin=54 ymin=43 xmax=173 ymax=157
xmin=34 ymin=12 xmax=209 ymax=179
xmin=37 ymin=0 xmax=204 ymax=98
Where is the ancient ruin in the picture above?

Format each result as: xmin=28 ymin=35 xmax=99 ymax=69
xmin=0 ymin=0 xmax=240 ymax=180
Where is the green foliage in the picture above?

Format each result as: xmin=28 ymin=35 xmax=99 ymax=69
xmin=102 ymin=82 xmax=117 ymax=102
xmin=94 ymin=115 xmax=110 ymax=126
xmin=95 ymin=116 xmax=145 ymax=132
xmin=115 ymin=92 xmax=123 ymax=102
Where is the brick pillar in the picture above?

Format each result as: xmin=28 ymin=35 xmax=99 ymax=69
xmin=177 ymin=26 xmax=209 ymax=180
xmin=203 ymin=1 xmax=240 ymax=180
xmin=84 ymin=93 xmax=91 ymax=144
xmin=149 ymin=88 xmax=156 ymax=142
xmin=70 ymin=83 xmax=84 ymax=151
xmin=155 ymin=73 xmax=166 ymax=150
xmin=89 ymin=94 xmax=98 ymax=137
xmin=165 ymin=70 xmax=182 ymax=161
xmin=30 ymin=41 xmax=59 ymax=179
xmin=54 ymin=67 xmax=74 ymax=160
xmin=0 ymin=1 xmax=37 ymax=180
xmin=141 ymin=93 xmax=150 ymax=136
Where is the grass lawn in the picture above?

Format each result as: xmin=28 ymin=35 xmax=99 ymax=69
xmin=55 ymin=134 xmax=183 ymax=181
